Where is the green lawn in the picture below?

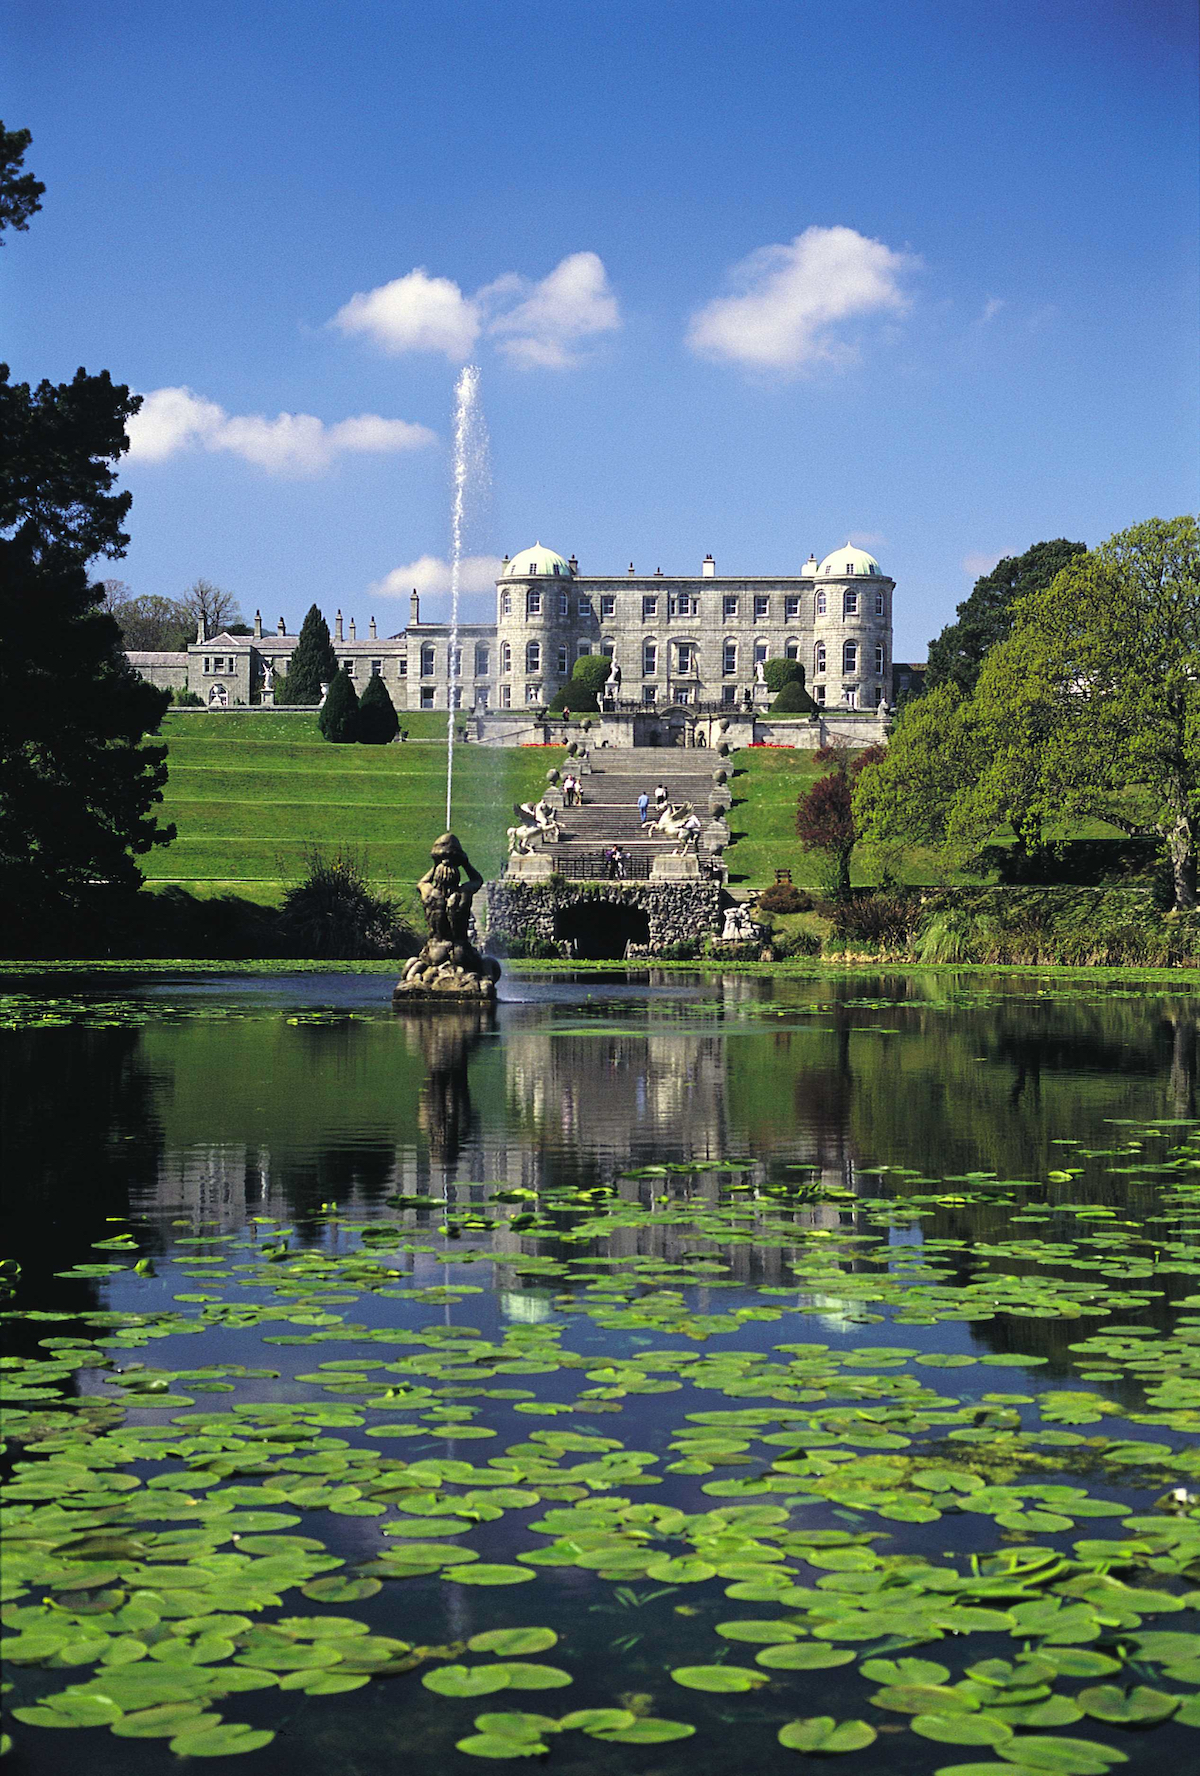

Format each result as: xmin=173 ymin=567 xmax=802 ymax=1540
xmin=147 ymin=714 xmax=557 ymax=906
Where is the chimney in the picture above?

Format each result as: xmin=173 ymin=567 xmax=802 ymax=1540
xmin=369 ymin=616 xmax=377 ymax=639
xmin=254 ymin=608 xmax=263 ymax=638
xmin=349 ymin=617 xmax=356 ymax=640
xmin=654 ymin=566 xmax=663 ymax=577
xmin=627 ymin=562 xmax=635 ymax=576
xmin=568 ymin=555 xmax=578 ymax=575
xmin=335 ymin=610 xmax=343 ymax=642
xmin=410 ymin=589 xmax=420 ymax=625
xmin=702 ymin=554 xmax=715 ymax=577
xmin=195 ymin=616 xmax=204 ymax=644
xmin=277 ymin=616 xmax=286 ymax=636
xmin=804 ymin=554 xmax=819 ymax=575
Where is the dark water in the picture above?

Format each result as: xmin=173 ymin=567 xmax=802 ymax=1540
xmin=2 ymin=968 xmax=1199 ymax=1774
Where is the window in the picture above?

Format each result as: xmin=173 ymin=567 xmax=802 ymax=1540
xmin=874 ymin=643 xmax=885 ymax=676
xmin=451 ymin=646 xmax=463 ymax=678
xmin=816 ymin=590 xmax=827 ymax=615
xmin=477 ymin=688 xmax=489 ymax=708
xmin=642 ymin=595 xmax=658 ymax=620
xmin=754 ymin=640 xmax=768 ymax=665
xmin=815 ymin=642 xmax=826 ymax=674
xmin=844 ymin=590 xmax=859 ymax=616
xmin=557 ymin=645 xmax=568 ymax=675
xmin=420 ymin=686 xmax=435 ymax=709
xmin=577 ymin=641 xmax=591 ymax=656
xmin=398 ymin=659 xmax=407 ymax=677
xmin=501 ymin=591 xmax=512 ymax=617
xmin=816 ymin=684 xmax=826 ymax=706
xmin=675 ymin=641 xmax=695 ymax=673
xmin=420 ymin=643 xmax=435 ymax=677
xmin=754 ymin=594 xmax=769 ymax=621
xmin=501 ymin=642 xmax=512 ymax=673
xmin=526 ymin=590 xmax=542 ymax=616
xmin=602 ymin=637 xmax=615 ymax=658
xmin=342 ymin=659 xmax=355 ymax=676
xmin=874 ymin=685 xmax=884 ymax=707
xmin=874 ymin=590 xmax=884 ymax=616
xmin=785 ymin=638 xmax=799 ymax=661
xmin=721 ymin=684 xmax=737 ymax=705
xmin=450 ymin=685 xmax=462 ymax=708
xmin=845 ymin=687 xmax=858 ymax=708
xmin=525 ymin=683 xmax=540 ymax=705
xmin=475 ymin=644 xmax=489 ymax=677
xmin=723 ymin=595 xmax=739 ymax=620
xmin=500 ymin=685 xmax=511 ymax=708
xmin=643 ymin=640 xmax=657 ymax=676
xmin=600 ymin=594 xmax=616 ymax=619
xmin=671 ymin=593 xmax=698 ymax=618
xmin=676 ymin=686 xmax=691 ymax=705
xmin=784 ymin=594 xmax=800 ymax=621
xmin=723 ymin=639 xmax=737 ymax=675
xmin=525 ymin=640 xmax=541 ymax=674
xmin=578 ymin=594 xmax=593 ymax=616
xmin=203 ymin=657 xmax=211 ymax=674
xmin=643 ymin=685 xmax=656 ymax=705
xmin=370 ymin=658 xmax=382 ymax=676
xmin=846 ymin=562 xmax=856 ymax=575
xmin=843 ymin=641 xmax=858 ymax=675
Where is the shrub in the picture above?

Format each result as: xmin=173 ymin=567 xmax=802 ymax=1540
xmin=172 ymin=688 xmax=203 ymax=706
xmin=771 ymin=678 xmax=815 ymax=713
xmin=774 ymin=926 xmax=821 ymax=957
xmin=827 ymin=891 xmax=926 ymax=950
xmin=548 ymin=654 xmax=613 ymax=713
xmin=756 ymin=881 xmax=810 ymax=914
xmin=318 ymin=668 xmax=360 ymax=742
xmin=357 ymin=672 xmax=399 ymax=744
xmin=277 ymin=848 xmax=414 ymax=958
xmin=763 ymin=657 xmax=805 ymax=693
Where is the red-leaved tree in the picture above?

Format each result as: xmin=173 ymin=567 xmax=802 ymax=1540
xmin=796 ymin=743 xmax=885 ymax=899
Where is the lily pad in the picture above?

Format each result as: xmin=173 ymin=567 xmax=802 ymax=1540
xmin=778 ymin=1717 xmax=877 ymax=1753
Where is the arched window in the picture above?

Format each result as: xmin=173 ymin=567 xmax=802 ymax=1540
xmin=874 ymin=590 xmax=884 ymax=616
xmin=501 ymin=642 xmax=511 ymax=674
xmin=874 ymin=643 xmax=884 ymax=676
xmin=420 ymin=642 xmax=435 ymax=677
xmin=475 ymin=644 xmax=489 ymax=677
xmin=785 ymin=638 xmax=800 ymax=661
xmin=816 ymin=590 xmax=827 ymax=615
xmin=815 ymin=641 xmax=826 ymax=674
xmin=501 ymin=591 xmax=512 ymax=617
xmin=525 ymin=640 xmax=540 ymax=674
xmin=844 ymin=590 xmax=859 ymax=616
xmin=843 ymin=641 xmax=858 ymax=675
xmin=643 ymin=639 xmax=657 ymax=676
xmin=723 ymin=639 xmax=737 ymax=675
xmin=526 ymin=589 xmax=542 ymax=616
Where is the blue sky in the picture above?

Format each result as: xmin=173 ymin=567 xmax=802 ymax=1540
xmin=6 ymin=0 xmax=1197 ymax=658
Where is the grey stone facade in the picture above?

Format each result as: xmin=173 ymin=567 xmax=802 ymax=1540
xmin=126 ymin=540 xmax=901 ymax=724
xmin=485 ymin=877 xmax=725 ymax=956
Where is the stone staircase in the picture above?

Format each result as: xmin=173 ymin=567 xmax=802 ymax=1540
xmin=543 ymin=747 xmax=728 ymax=877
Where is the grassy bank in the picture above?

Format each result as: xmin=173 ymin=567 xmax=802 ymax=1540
xmin=147 ymin=713 xmax=555 ymax=906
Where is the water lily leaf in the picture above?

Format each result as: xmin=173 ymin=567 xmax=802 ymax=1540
xmin=424 ymin=1665 xmax=513 ymax=1698
xmin=559 ymin=1709 xmax=636 ymax=1731
xmin=1077 ymin=1685 xmax=1179 ymax=1724
xmin=590 ymin=1718 xmax=696 ymax=1743
xmin=1035 ymin=1651 xmax=1122 ymax=1680
xmin=716 ymin=1620 xmax=804 ymax=1643
xmin=643 ymin=1556 xmax=716 ymax=1583
xmin=447 ymin=1565 xmax=536 ymax=1587
xmin=468 ymin=1629 xmax=558 ymax=1656
xmin=860 ymin=1658 xmax=950 ymax=1686
xmin=995 ymin=1737 xmax=1130 ymax=1772
xmin=757 ymin=1644 xmax=855 ymax=1670
xmin=778 ymin=1717 xmax=877 ymax=1753
xmin=489 ymin=1664 xmax=571 ymax=1690
xmin=167 ymin=1723 xmax=276 ymax=1756
xmin=671 ymin=1665 xmax=768 ymax=1692
xmin=300 ymin=1576 xmax=381 ymax=1603
xmin=456 ymin=1734 xmax=547 ymax=1757
xmin=912 ymin=1713 xmax=1014 ymax=1746
xmin=872 ymin=1686 xmax=979 ymax=1716
xmin=111 ymin=1704 xmax=218 ymax=1738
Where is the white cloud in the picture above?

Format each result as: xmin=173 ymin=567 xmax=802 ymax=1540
xmin=370 ymin=554 xmax=506 ymax=598
xmin=980 ymin=297 xmax=1005 ymax=323
xmin=331 ymin=268 xmax=481 ymax=361
xmin=848 ymin=530 xmax=886 ymax=548
xmin=686 ymin=225 xmax=918 ymax=373
xmin=486 ymin=251 xmax=621 ymax=369
xmin=126 ymin=387 xmax=435 ymax=476
xmin=330 ymin=252 xmax=621 ymax=371
xmin=962 ymin=551 xmax=1007 ymax=577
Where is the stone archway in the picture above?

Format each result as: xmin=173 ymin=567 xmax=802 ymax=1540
xmin=553 ymin=898 xmax=651 ymax=960
xmin=208 ymin=683 xmax=228 ymax=708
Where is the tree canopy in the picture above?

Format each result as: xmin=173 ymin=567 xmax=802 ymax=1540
xmin=796 ymin=743 xmax=884 ymax=898
xmin=0 ymin=122 xmax=44 ymax=240
xmin=763 ymin=656 xmax=805 ymax=693
xmin=319 ymin=667 xmax=361 ymax=743
xmin=283 ymin=604 xmax=338 ymax=704
xmin=856 ymin=517 xmax=1200 ymax=910
xmin=181 ymin=578 xmax=242 ymax=641
xmin=925 ymin=539 xmax=1086 ymax=695
xmin=548 ymin=653 xmax=612 ymax=712
xmin=357 ymin=671 xmax=399 ymax=745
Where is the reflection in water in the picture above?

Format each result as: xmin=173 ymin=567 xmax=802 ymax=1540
xmin=408 ymin=1004 xmax=494 ymax=1170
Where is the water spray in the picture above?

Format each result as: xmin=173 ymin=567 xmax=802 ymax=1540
xmin=445 ymin=365 xmax=486 ymax=828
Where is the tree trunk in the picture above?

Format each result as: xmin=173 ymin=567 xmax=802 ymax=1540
xmin=836 ymin=846 xmax=853 ymax=901
xmin=1167 ymin=808 xmax=1197 ymax=911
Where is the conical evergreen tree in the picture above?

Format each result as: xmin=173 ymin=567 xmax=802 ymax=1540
xmin=319 ymin=667 xmax=360 ymax=742
xmin=283 ymin=604 xmax=338 ymax=704
xmin=357 ymin=672 xmax=399 ymax=744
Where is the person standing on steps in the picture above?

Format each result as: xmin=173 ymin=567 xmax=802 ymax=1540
xmin=654 ymin=782 xmax=669 ymax=812
xmin=637 ymin=790 xmax=650 ymax=827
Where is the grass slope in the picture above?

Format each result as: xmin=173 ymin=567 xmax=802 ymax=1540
xmin=148 ymin=713 xmax=556 ymax=905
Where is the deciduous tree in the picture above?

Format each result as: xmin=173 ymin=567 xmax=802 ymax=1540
xmin=180 ymin=577 xmax=241 ymax=641
xmin=796 ymin=743 xmax=884 ymax=898
xmin=926 ymin=539 xmax=1086 ymax=695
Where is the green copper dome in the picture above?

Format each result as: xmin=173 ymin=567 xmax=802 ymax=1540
xmin=503 ymin=542 xmax=573 ymax=578
xmin=817 ymin=543 xmax=882 ymax=577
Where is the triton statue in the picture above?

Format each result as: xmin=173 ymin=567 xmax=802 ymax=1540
xmin=394 ymin=833 xmax=501 ymax=1002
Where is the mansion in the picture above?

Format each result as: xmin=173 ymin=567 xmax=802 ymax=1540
xmin=129 ymin=540 xmax=902 ymax=717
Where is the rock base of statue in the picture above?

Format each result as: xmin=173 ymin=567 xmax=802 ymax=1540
xmin=392 ymin=832 xmax=502 ymax=1004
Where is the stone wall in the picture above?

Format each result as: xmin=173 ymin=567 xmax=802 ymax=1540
xmin=486 ymin=877 xmax=724 ymax=952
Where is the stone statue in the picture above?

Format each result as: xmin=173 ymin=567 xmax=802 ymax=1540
xmin=755 ymin=660 xmax=766 ymax=685
xmin=394 ymin=833 xmax=501 ymax=1002
xmin=604 ymin=660 xmax=621 ymax=695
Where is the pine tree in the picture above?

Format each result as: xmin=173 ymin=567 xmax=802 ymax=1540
xmin=283 ymin=604 xmax=337 ymax=704
xmin=357 ymin=671 xmax=399 ymax=744
xmin=319 ymin=667 xmax=360 ymax=743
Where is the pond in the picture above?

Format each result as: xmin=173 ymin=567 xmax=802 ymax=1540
xmin=2 ymin=967 xmax=1199 ymax=1774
